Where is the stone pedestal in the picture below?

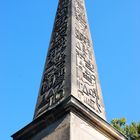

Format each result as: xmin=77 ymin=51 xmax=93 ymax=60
xmin=12 ymin=97 xmax=127 ymax=140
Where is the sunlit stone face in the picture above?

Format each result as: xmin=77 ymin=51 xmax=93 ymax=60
xmin=34 ymin=0 xmax=106 ymax=120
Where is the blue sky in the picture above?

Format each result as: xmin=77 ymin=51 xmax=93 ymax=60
xmin=0 ymin=0 xmax=140 ymax=139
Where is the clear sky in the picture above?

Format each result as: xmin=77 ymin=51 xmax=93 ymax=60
xmin=0 ymin=0 xmax=140 ymax=140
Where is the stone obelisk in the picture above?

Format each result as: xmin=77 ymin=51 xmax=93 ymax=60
xmin=12 ymin=0 xmax=127 ymax=139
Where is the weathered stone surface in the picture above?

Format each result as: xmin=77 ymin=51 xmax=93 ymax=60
xmin=12 ymin=0 xmax=127 ymax=140
xmin=70 ymin=0 xmax=106 ymax=119
xmin=34 ymin=0 xmax=72 ymax=119
xmin=31 ymin=114 xmax=70 ymax=140
xmin=70 ymin=113 xmax=112 ymax=140
xmin=12 ymin=111 xmax=127 ymax=140
xmin=34 ymin=0 xmax=106 ymax=120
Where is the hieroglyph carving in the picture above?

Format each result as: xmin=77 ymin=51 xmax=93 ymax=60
xmin=74 ymin=0 xmax=102 ymax=113
xmin=35 ymin=0 xmax=70 ymax=118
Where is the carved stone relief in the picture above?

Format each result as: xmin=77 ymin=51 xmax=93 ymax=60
xmin=34 ymin=0 xmax=104 ymax=119
xmin=74 ymin=0 xmax=102 ymax=114
xmin=35 ymin=0 xmax=70 ymax=118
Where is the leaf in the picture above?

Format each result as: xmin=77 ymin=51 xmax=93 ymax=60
xmin=111 ymin=118 xmax=140 ymax=139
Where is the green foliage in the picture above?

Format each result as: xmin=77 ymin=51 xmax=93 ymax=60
xmin=111 ymin=118 xmax=140 ymax=140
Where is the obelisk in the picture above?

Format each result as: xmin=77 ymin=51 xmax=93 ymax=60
xmin=12 ymin=0 xmax=127 ymax=139
xmin=33 ymin=0 xmax=106 ymax=121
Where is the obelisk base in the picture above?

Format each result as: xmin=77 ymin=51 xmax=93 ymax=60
xmin=12 ymin=97 xmax=127 ymax=140
xmin=30 ymin=114 xmax=70 ymax=140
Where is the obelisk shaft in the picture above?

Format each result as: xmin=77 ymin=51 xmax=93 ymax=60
xmin=70 ymin=0 xmax=106 ymax=119
xmin=34 ymin=0 xmax=72 ymax=119
xmin=34 ymin=0 xmax=106 ymax=120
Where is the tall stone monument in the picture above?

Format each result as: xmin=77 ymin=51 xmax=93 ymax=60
xmin=12 ymin=0 xmax=127 ymax=139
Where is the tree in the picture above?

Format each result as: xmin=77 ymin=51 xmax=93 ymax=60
xmin=111 ymin=118 xmax=140 ymax=140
